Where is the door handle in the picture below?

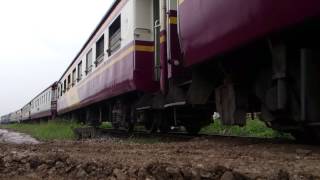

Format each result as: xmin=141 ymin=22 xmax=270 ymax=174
xmin=154 ymin=20 xmax=160 ymax=28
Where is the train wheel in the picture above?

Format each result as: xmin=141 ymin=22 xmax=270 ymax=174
xmin=146 ymin=118 xmax=158 ymax=133
xmin=144 ymin=110 xmax=171 ymax=133
xmin=127 ymin=122 xmax=135 ymax=133
xmin=141 ymin=110 xmax=157 ymax=133
xmin=291 ymin=127 xmax=320 ymax=144
xmin=112 ymin=123 xmax=120 ymax=130
xmin=111 ymin=101 xmax=122 ymax=130
xmin=125 ymin=104 xmax=137 ymax=133
xmin=159 ymin=119 xmax=170 ymax=134
xmin=185 ymin=122 xmax=202 ymax=135
xmin=180 ymin=107 xmax=212 ymax=135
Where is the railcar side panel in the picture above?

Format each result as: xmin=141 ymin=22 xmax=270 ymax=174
xmin=30 ymin=85 xmax=56 ymax=120
xmin=178 ymin=0 xmax=320 ymax=67
xmin=57 ymin=0 xmax=157 ymax=114
xmin=21 ymin=103 xmax=31 ymax=121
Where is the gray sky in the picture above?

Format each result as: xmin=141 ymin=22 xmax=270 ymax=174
xmin=0 ymin=0 xmax=115 ymax=116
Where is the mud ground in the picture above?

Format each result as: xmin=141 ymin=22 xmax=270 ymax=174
xmin=0 ymin=136 xmax=320 ymax=180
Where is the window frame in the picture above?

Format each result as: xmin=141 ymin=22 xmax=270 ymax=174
xmin=72 ymin=68 xmax=77 ymax=86
xmin=95 ymin=35 xmax=105 ymax=66
xmin=86 ymin=49 xmax=93 ymax=74
xmin=77 ymin=61 xmax=83 ymax=82
xmin=67 ymin=75 xmax=71 ymax=90
xmin=63 ymin=79 xmax=67 ymax=93
xmin=108 ymin=15 xmax=121 ymax=57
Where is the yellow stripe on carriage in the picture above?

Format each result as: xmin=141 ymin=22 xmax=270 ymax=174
xmin=135 ymin=45 xmax=155 ymax=52
xmin=160 ymin=35 xmax=166 ymax=44
xmin=169 ymin=17 xmax=177 ymax=25
xmin=76 ymin=43 xmax=155 ymax=90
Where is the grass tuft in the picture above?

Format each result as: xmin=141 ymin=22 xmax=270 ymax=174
xmin=99 ymin=122 xmax=112 ymax=129
xmin=0 ymin=119 xmax=84 ymax=141
xmin=201 ymin=118 xmax=293 ymax=139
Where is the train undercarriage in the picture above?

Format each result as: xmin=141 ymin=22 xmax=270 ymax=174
xmin=181 ymin=20 xmax=320 ymax=141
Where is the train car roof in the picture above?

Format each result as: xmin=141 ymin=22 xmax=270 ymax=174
xmin=29 ymin=82 xmax=57 ymax=103
xmin=58 ymin=0 xmax=119 ymax=82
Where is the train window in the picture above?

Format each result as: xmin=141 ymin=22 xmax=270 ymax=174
xmin=86 ymin=49 xmax=93 ymax=74
xmin=108 ymin=15 xmax=121 ymax=56
xmin=72 ymin=68 xmax=76 ymax=86
xmin=64 ymin=79 xmax=67 ymax=93
xmin=77 ymin=61 xmax=82 ymax=81
xmin=60 ymin=84 xmax=63 ymax=96
xmin=95 ymin=35 xmax=104 ymax=66
xmin=67 ymin=75 xmax=71 ymax=90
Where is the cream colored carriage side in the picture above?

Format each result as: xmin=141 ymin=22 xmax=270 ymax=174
xmin=30 ymin=83 xmax=57 ymax=121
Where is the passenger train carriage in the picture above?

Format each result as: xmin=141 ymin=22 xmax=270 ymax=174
xmin=0 ymin=114 xmax=11 ymax=124
xmin=21 ymin=103 xmax=31 ymax=121
xmin=56 ymin=0 xmax=160 ymax=128
xmin=29 ymin=83 xmax=58 ymax=121
xmin=1 ymin=83 xmax=58 ymax=123
xmin=9 ymin=110 xmax=22 ymax=123
xmin=2 ymin=0 xmax=320 ymax=141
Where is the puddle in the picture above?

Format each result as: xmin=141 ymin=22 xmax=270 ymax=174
xmin=0 ymin=129 xmax=39 ymax=144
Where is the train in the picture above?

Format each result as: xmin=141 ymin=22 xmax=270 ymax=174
xmin=1 ymin=83 xmax=58 ymax=124
xmin=1 ymin=0 xmax=320 ymax=141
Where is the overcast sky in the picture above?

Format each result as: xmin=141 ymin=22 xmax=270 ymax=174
xmin=0 ymin=0 xmax=114 ymax=116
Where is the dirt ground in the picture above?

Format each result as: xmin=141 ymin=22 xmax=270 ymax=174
xmin=0 ymin=136 xmax=320 ymax=180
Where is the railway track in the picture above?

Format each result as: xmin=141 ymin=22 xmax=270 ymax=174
xmin=95 ymin=128 xmax=296 ymax=145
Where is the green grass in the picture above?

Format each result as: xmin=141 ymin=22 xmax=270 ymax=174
xmin=99 ymin=121 xmax=112 ymax=129
xmin=201 ymin=118 xmax=293 ymax=139
xmin=0 ymin=119 xmax=84 ymax=141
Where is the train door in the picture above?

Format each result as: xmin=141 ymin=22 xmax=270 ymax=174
xmin=154 ymin=0 xmax=161 ymax=81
